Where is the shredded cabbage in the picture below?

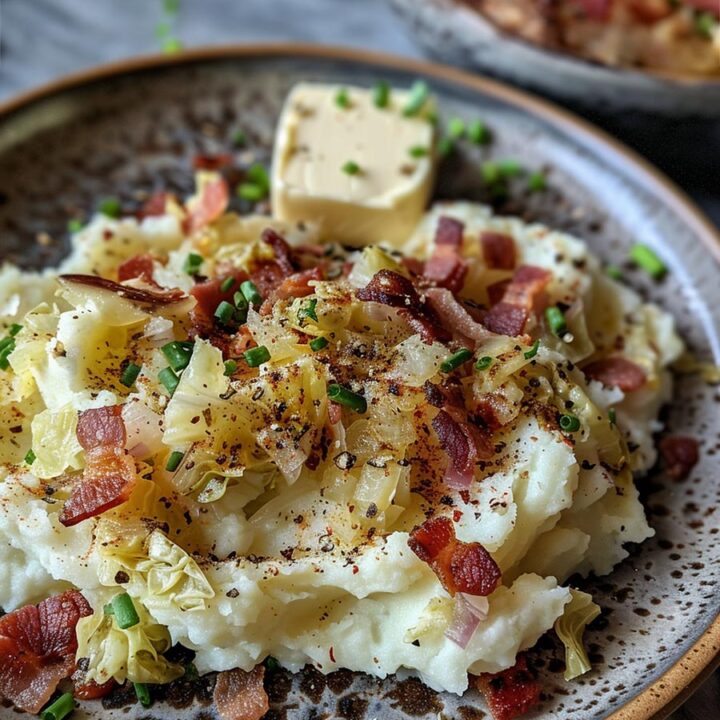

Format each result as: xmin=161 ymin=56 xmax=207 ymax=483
xmin=348 ymin=246 xmax=407 ymax=289
xmin=30 ymin=406 xmax=84 ymax=479
xmin=404 ymin=597 xmax=453 ymax=643
xmin=76 ymin=600 xmax=183 ymax=685
xmin=554 ymin=589 xmax=601 ymax=680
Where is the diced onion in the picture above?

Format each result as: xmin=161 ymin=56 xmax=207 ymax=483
xmin=445 ymin=593 xmax=489 ymax=649
xmin=143 ymin=316 xmax=175 ymax=346
xmin=122 ymin=399 xmax=164 ymax=459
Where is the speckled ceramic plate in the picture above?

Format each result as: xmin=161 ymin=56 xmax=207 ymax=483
xmin=0 ymin=45 xmax=719 ymax=720
xmin=387 ymin=0 xmax=720 ymax=116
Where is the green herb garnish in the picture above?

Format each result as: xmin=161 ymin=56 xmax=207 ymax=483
xmin=244 ymin=345 xmax=271 ymax=368
xmin=120 ymin=362 xmax=142 ymax=388
xmin=440 ymin=348 xmax=473 ymax=373
xmin=559 ymin=414 xmax=581 ymax=433
xmin=328 ymin=383 xmax=367 ymax=413
xmin=630 ymin=244 xmax=666 ymax=279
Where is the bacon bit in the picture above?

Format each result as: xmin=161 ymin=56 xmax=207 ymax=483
xmin=329 ymin=646 xmax=336 ymax=663
xmin=487 ymin=279 xmax=510 ymax=306
xmin=260 ymin=267 xmax=324 ymax=315
xmin=76 ymin=405 xmax=126 ymax=451
xmin=435 ymin=216 xmax=465 ymax=247
xmin=397 ymin=309 xmax=448 ymax=344
xmin=401 ymin=256 xmax=425 ymax=276
xmin=424 ymin=381 xmax=446 ymax=409
xmin=433 ymin=410 xmax=476 ymax=478
xmin=583 ymin=357 xmax=646 ymax=392
xmin=214 ymin=666 xmax=269 ymax=720
xmin=118 ymin=253 xmax=156 ymax=284
xmin=73 ymin=677 xmax=117 ymax=700
xmin=659 ymin=436 xmax=699 ymax=481
xmin=425 ymin=288 xmax=494 ymax=345
xmin=193 ymin=153 xmax=234 ymax=171
xmin=628 ymin=0 xmax=674 ymax=22
xmin=137 ymin=191 xmax=168 ymax=219
xmin=250 ymin=262 xmax=288 ymax=298
xmin=424 ymin=245 xmax=468 ymax=294
xmin=408 ymin=516 xmax=501 ymax=597
xmin=59 ymin=274 xmax=186 ymax=305
xmin=59 ymin=446 xmax=136 ymax=527
xmin=261 ymin=228 xmax=297 ymax=276
xmin=483 ymin=303 xmax=529 ymax=336
xmin=191 ymin=270 xmax=250 ymax=319
xmin=570 ymin=0 xmax=611 ymax=20
xmin=472 ymin=655 xmax=542 ymax=720
xmin=481 ymin=232 xmax=516 ymax=270
xmin=474 ymin=392 xmax=515 ymax=431
xmin=0 ymin=591 xmax=92 ymax=713
xmin=357 ymin=269 xmax=420 ymax=307
xmin=187 ymin=177 xmax=229 ymax=233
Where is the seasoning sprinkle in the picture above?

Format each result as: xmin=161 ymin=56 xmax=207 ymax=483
xmin=559 ymin=414 xmax=581 ymax=433
xmin=475 ymin=355 xmax=493 ymax=371
xmin=327 ymin=383 xmax=367 ymax=413
xmin=373 ymin=81 xmax=390 ymax=109
xmin=166 ymin=451 xmax=184 ymax=472
xmin=630 ymin=243 xmax=666 ymax=279
xmin=440 ymin=348 xmax=473 ymax=373
xmin=310 ymin=336 xmax=329 ymax=352
xmin=524 ymin=340 xmax=540 ymax=360
xmin=110 ymin=592 xmax=140 ymax=629
xmin=402 ymin=80 xmax=429 ymax=117
xmin=120 ymin=362 xmax=142 ymax=388
xmin=545 ymin=306 xmax=567 ymax=336
xmin=244 ymin=345 xmax=271 ymax=368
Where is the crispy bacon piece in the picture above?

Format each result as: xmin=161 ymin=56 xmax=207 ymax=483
xmin=424 ymin=245 xmax=468 ymax=294
xmin=357 ymin=269 xmax=420 ymax=307
xmin=190 ymin=270 xmax=249 ymax=319
xmin=0 ymin=591 xmax=92 ymax=713
xmin=435 ymin=216 xmax=465 ymax=247
xmin=408 ymin=516 xmax=501 ymax=597
xmin=193 ymin=153 xmax=234 ymax=171
xmin=481 ymin=231 xmax=516 ymax=270
xmin=425 ymin=288 xmax=494 ymax=344
xmin=187 ymin=177 xmax=229 ymax=233
xmin=260 ymin=267 xmax=323 ymax=316
xmin=118 ymin=253 xmax=156 ymax=284
xmin=583 ymin=357 xmax=646 ymax=392
xmin=76 ymin=405 xmax=126 ymax=451
xmin=250 ymin=262 xmax=289 ymax=299
xmin=433 ymin=410 xmax=476 ymax=478
xmin=570 ymin=0 xmax=611 ymax=20
xmin=483 ymin=303 xmax=529 ymax=337
xmin=137 ymin=191 xmax=168 ymax=219
xmin=472 ymin=655 xmax=542 ymax=720
xmin=487 ymin=279 xmax=511 ymax=306
xmin=214 ymin=666 xmax=269 ymax=720
xmin=261 ymin=228 xmax=297 ymax=276
xmin=659 ymin=435 xmax=699 ymax=481
xmin=59 ymin=274 xmax=186 ymax=305
xmin=397 ymin=309 xmax=449 ymax=344
xmin=73 ymin=677 xmax=117 ymax=700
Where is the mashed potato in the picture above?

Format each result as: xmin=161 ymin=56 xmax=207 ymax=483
xmin=0 ymin=196 xmax=681 ymax=697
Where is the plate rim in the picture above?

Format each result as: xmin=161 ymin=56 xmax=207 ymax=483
xmin=0 ymin=42 xmax=718 ymax=720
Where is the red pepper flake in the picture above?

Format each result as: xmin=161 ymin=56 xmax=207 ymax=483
xmin=352 ymin=566 xmax=359 ymax=575
xmin=453 ymin=509 xmax=463 ymax=522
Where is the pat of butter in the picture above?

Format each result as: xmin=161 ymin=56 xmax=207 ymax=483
xmin=271 ymin=83 xmax=437 ymax=248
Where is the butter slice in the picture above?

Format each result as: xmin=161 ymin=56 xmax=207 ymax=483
xmin=271 ymin=83 xmax=437 ymax=248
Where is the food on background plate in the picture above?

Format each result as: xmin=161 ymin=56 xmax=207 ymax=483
xmin=466 ymin=0 xmax=720 ymax=75
xmin=0 ymin=81 xmax=694 ymax=719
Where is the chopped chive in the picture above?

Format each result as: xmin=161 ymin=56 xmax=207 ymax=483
xmin=244 ymin=345 xmax=271 ymax=368
xmin=609 ymin=408 xmax=617 ymax=426
xmin=408 ymin=145 xmax=429 ymax=158
xmin=155 ymin=21 xmax=170 ymax=39
xmin=233 ymin=290 xmax=249 ymax=311
xmin=545 ymin=306 xmax=567 ymax=336
xmin=630 ymin=243 xmax=666 ymax=279
xmin=481 ymin=161 xmax=501 ymax=185
xmin=183 ymin=253 xmax=204 ymax=276
xmin=110 ymin=592 xmax=140 ymax=629
xmin=68 ymin=218 xmax=83 ymax=233
xmin=103 ymin=603 xmax=114 ymax=615
xmin=134 ymin=682 xmax=152 ymax=708
xmin=310 ymin=336 xmax=329 ymax=352
xmin=373 ymin=81 xmax=390 ymax=108
xmin=158 ymin=367 xmax=179 ymax=396
xmin=214 ymin=300 xmax=236 ymax=326
xmin=166 ymin=451 xmax=184 ymax=472
xmin=499 ymin=159 xmax=522 ymax=177
xmin=0 ymin=336 xmax=13 ymax=352
xmin=524 ymin=340 xmax=540 ymax=360
xmin=335 ymin=87 xmax=351 ymax=109
xmin=342 ymin=160 xmax=361 ymax=176
xmin=475 ymin=355 xmax=493 ymax=371
xmin=328 ymin=383 xmax=367 ymax=413
xmin=440 ymin=348 xmax=473 ymax=373
xmin=161 ymin=341 xmax=193 ymax=371
xmin=220 ymin=276 xmax=236 ymax=293
xmin=120 ymin=362 xmax=142 ymax=387
xmin=559 ymin=414 xmax=581 ymax=433
xmin=299 ymin=298 xmax=318 ymax=323
xmin=437 ymin=137 xmax=455 ymax=157
xmin=528 ymin=171 xmax=546 ymax=192
xmin=695 ymin=11 xmax=717 ymax=38
xmin=264 ymin=656 xmax=281 ymax=671
xmin=606 ymin=264 xmax=623 ymax=281
xmin=163 ymin=0 xmax=179 ymax=15
xmin=223 ymin=359 xmax=238 ymax=376
xmin=236 ymin=182 xmax=265 ymax=202
xmin=425 ymin=109 xmax=438 ymax=126
xmin=403 ymin=80 xmax=429 ymax=117
xmin=40 ymin=691 xmax=75 ymax=720
xmin=24 ymin=448 xmax=36 ymax=465
xmin=0 ymin=339 xmax=15 ymax=370
xmin=98 ymin=197 xmax=121 ymax=218
xmin=467 ymin=119 xmax=490 ymax=145
xmin=240 ymin=280 xmax=262 ymax=308
xmin=247 ymin=164 xmax=269 ymax=193
xmin=232 ymin=128 xmax=246 ymax=147
xmin=8 ymin=324 xmax=22 ymax=337
xmin=448 ymin=117 xmax=465 ymax=139
xmin=161 ymin=36 xmax=182 ymax=54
